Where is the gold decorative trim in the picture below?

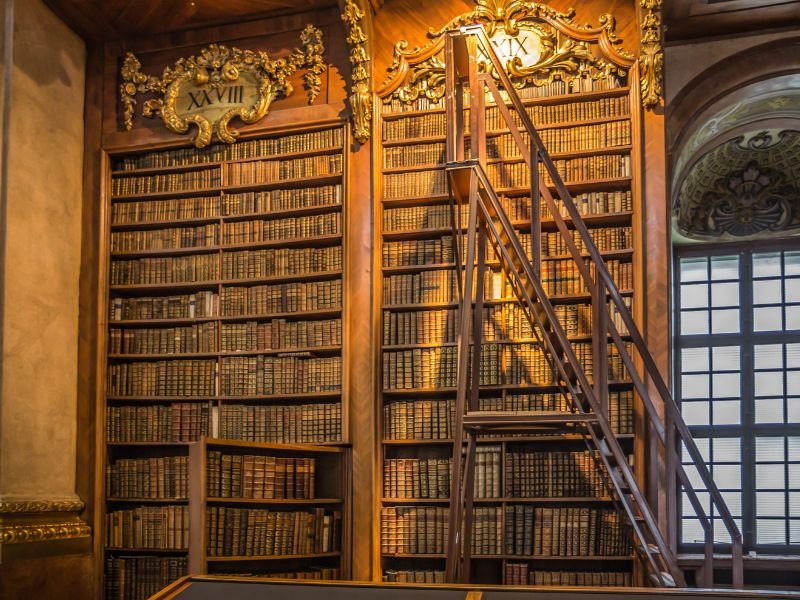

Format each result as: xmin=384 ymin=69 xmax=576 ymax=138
xmin=0 ymin=499 xmax=85 ymax=514
xmin=120 ymin=25 xmax=326 ymax=148
xmin=0 ymin=521 xmax=91 ymax=545
xmin=640 ymin=0 xmax=664 ymax=110
xmin=378 ymin=0 xmax=634 ymax=104
xmin=342 ymin=0 xmax=372 ymax=143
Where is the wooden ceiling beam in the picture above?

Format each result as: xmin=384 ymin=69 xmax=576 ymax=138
xmin=664 ymin=0 xmax=800 ymax=42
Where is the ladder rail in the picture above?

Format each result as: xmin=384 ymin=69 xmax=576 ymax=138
xmin=445 ymin=25 xmax=743 ymax=586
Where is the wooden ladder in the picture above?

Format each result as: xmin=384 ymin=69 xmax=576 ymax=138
xmin=441 ymin=25 xmax=743 ymax=588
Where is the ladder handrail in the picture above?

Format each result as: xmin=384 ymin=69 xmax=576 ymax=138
xmin=443 ymin=24 xmax=743 ymax=587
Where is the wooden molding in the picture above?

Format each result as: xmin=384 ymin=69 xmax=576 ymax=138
xmin=0 ymin=499 xmax=85 ymax=514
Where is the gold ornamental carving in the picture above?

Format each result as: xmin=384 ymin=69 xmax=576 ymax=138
xmin=378 ymin=0 xmax=634 ymax=105
xmin=640 ymin=0 xmax=664 ymax=110
xmin=342 ymin=0 xmax=372 ymax=143
xmin=120 ymin=25 xmax=327 ymax=148
xmin=0 ymin=499 xmax=85 ymax=513
xmin=0 ymin=521 xmax=91 ymax=545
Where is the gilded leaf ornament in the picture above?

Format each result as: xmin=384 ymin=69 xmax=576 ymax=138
xmin=119 ymin=25 xmax=326 ymax=148
xmin=639 ymin=0 xmax=664 ymax=109
xmin=341 ymin=0 xmax=372 ymax=143
xmin=378 ymin=0 xmax=633 ymax=106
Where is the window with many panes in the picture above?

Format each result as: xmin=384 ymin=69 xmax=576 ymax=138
xmin=675 ymin=245 xmax=800 ymax=552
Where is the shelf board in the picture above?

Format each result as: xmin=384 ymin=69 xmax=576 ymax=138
xmin=217 ymin=392 xmax=342 ymax=402
xmin=382 ymin=433 xmax=634 ymax=445
xmin=108 ymin=346 xmax=342 ymax=360
xmin=105 ymin=547 xmax=187 ymax=554
xmin=106 ymin=395 xmax=216 ymax=402
xmin=111 ymin=146 xmax=344 ymax=178
xmin=382 ymin=553 xmax=632 ymax=561
xmin=382 ymin=381 xmax=633 ymax=396
xmin=203 ymin=438 xmax=346 ymax=453
xmin=206 ymin=497 xmax=343 ymax=505
xmin=206 ymin=551 xmax=340 ymax=562
xmin=382 ymin=334 xmax=633 ymax=351
xmin=109 ymin=270 xmax=343 ymax=293
xmin=382 ymin=290 xmax=633 ymax=311
xmin=111 ymin=173 xmax=343 ymax=202
xmin=111 ymin=216 xmax=220 ymax=231
xmin=381 ymin=497 xmax=614 ymax=504
xmin=109 ymin=309 xmax=344 ymax=328
xmin=106 ymin=441 xmax=193 ymax=446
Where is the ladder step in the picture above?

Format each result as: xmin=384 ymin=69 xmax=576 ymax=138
xmin=463 ymin=410 xmax=598 ymax=431
xmin=639 ymin=543 xmax=661 ymax=555
xmin=648 ymin=572 xmax=677 ymax=588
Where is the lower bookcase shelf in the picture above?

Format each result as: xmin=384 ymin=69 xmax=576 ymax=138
xmin=188 ymin=438 xmax=351 ymax=580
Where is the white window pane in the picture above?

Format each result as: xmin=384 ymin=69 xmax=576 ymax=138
xmin=787 ymin=344 xmax=800 ymax=368
xmin=681 ymin=283 xmax=708 ymax=309
xmin=681 ymin=257 xmax=708 ymax=282
xmin=757 ymin=492 xmax=787 ymax=517
xmin=755 ymin=397 xmax=784 ymax=424
xmin=713 ymin=346 xmax=740 ymax=371
xmin=755 ymin=371 xmax=784 ymax=397
xmin=685 ymin=438 xmax=711 ymax=462
xmin=712 ymin=309 xmax=740 ymax=334
xmin=712 ymin=464 xmax=741 ymax=489
xmin=755 ymin=344 xmax=784 ymax=370
xmin=682 ymin=374 xmax=709 ymax=399
xmin=683 ymin=401 xmax=710 ymax=426
xmin=786 ymin=252 xmax=800 ymax=276
xmin=712 ymin=437 xmax=741 ymax=462
xmin=712 ymin=520 xmax=734 ymax=544
xmin=787 ymin=398 xmax=800 ymax=423
xmin=711 ymin=255 xmax=739 ymax=280
xmin=682 ymin=347 xmax=709 ymax=373
xmin=757 ymin=437 xmax=785 ymax=462
xmin=757 ymin=519 xmax=786 ymax=544
xmin=756 ymin=463 xmax=786 ymax=489
xmin=721 ymin=491 xmax=742 ymax=516
xmin=712 ymin=282 xmax=739 ymax=307
xmin=786 ymin=279 xmax=800 ymax=303
xmin=788 ymin=436 xmax=800 ymax=458
xmin=790 ymin=464 xmax=800 ymax=484
xmin=712 ymin=373 xmax=740 ymax=397
xmin=682 ymin=494 xmax=700 ymax=516
xmin=753 ymin=279 xmax=782 ymax=305
xmin=754 ymin=306 xmax=783 ymax=331
xmin=787 ymin=371 xmax=800 ymax=395
xmin=681 ymin=310 xmax=709 ymax=335
xmin=790 ymin=520 xmax=800 ymax=544
xmin=712 ymin=400 xmax=740 ymax=425
xmin=753 ymin=279 xmax=781 ymax=304
xmin=785 ymin=305 xmax=800 ymax=330
xmin=790 ymin=493 xmax=800 ymax=518
xmin=682 ymin=518 xmax=705 ymax=544
xmin=684 ymin=464 xmax=704 ymax=489
xmin=754 ymin=252 xmax=782 ymax=277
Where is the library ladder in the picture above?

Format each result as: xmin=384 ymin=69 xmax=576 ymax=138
xmin=441 ymin=25 xmax=744 ymax=589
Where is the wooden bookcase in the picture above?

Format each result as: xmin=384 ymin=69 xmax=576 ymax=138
xmin=188 ymin=438 xmax=351 ymax=578
xmin=102 ymin=121 xmax=349 ymax=600
xmin=376 ymin=76 xmax=643 ymax=585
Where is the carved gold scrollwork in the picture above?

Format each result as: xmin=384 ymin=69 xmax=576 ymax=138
xmin=120 ymin=25 xmax=326 ymax=148
xmin=640 ymin=0 xmax=664 ymax=110
xmin=378 ymin=0 xmax=633 ymax=106
xmin=0 ymin=522 xmax=91 ymax=544
xmin=0 ymin=499 xmax=85 ymax=513
xmin=342 ymin=0 xmax=372 ymax=143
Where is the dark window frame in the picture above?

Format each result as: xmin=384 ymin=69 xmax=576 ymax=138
xmin=674 ymin=239 xmax=800 ymax=554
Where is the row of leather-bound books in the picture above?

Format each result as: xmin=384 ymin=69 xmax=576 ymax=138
xmin=106 ymin=456 xmax=188 ymax=499
xmin=382 ymin=570 xmax=445 ymax=583
xmin=107 ymin=360 xmax=216 ymax=397
xmin=109 ymin=292 xmax=219 ymax=321
xmin=381 ymin=341 xmax=631 ymax=391
xmin=219 ymin=280 xmax=342 ymax=316
xmin=111 ymin=224 xmax=218 ymax=252
xmin=206 ymin=507 xmax=341 ymax=556
xmin=218 ymin=403 xmax=341 ymax=444
xmin=113 ymin=127 xmax=344 ymax=171
xmin=382 ymin=450 xmax=615 ymax=501
xmin=104 ymin=556 xmax=187 ymax=600
xmin=226 ymin=153 xmax=343 ymax=186
xmin=109 ymin=245 xmax=342 ymax=286
xmin=206 ymin=452 xmax=316 ymax=499
xmin=108 ymin=318 xmax=342 ymax=355
xmin=105 ymin=401 xmax=343 ymax=444
xmin=219 ymin=355 xmax=341 ymax=396
xmin=382 ymin=122 xmax=631 ymax=169
xmin=106 ymin=403 xmax=210 ymax=443
xmin=382 ymin=391 xmax=633 ymax=440
xmin=112 ymin=154 xmax=342 ymax=197
xmin=380 ymin=75 xmax=625 ymax=115
xmin=106 ymin=506 xmax=188 ymax=550
xmin=381 ymin=190 xmax=633 ymax=232
xmin=504 ymin=564 xmax=631 ymax=587
xmin=110 ymin=185 xmax=341 ymax=226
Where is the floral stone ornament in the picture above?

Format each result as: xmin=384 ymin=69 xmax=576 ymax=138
xmin=119 ymin=25 xmax=327 ymax=148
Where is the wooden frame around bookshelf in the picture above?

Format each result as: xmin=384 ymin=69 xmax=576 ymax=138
xmin=372 ymin=14 xmax=647 ymax=585
xmin=99 ymin=118 xmax=352 ymax=600
xmin=188 ymin=438 xmax=351 ymax=578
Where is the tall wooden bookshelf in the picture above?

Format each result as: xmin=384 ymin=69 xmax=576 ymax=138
xmin=376 ymin=54 xmax=642 ymax=584
xmin=102 ymin=121 xmax=349 ymax=600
